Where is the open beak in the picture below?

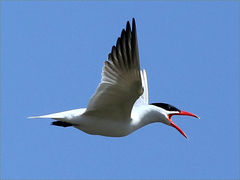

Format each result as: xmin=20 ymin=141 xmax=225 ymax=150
xmin=168 ymin=111 xmax=200 ymax=139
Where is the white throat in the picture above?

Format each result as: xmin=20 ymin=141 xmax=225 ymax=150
xmin=131 ymin=105 xmax=169 ymax=131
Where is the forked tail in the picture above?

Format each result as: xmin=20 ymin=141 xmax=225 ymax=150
xmin=28 ymin=108 xmax=86 ymax=127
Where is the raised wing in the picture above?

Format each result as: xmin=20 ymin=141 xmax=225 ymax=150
xmin=135 ymin=69 xmax=149 ymax=105
xmin=84 ymin=18 xmax=143 ymax=120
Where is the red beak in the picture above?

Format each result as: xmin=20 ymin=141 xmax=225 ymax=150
xmin=169 ymin=111 xmax=199 ymax=139
xmin=177 ymin=111 xmax=200 ymax=119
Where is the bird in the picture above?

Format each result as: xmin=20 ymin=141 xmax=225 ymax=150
xmin=29 ymin=18 xmax=199 ymax=138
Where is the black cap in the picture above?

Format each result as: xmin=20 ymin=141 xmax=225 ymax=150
xmin=151 ymin=103 xmax=180 ymax=112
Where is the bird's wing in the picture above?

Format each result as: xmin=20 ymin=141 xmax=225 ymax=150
xmin=134 ymin=69 xmax=149 ymax=106
xmin=84 ymin=18 xmax=143 ymax=121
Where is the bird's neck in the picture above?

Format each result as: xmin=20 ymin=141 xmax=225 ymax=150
xmin=131 ymin=105 xmax=167 ymax=130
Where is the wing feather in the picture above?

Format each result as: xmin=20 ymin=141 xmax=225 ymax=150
xmin=135 ymin=69 xmax=149 ymax=105
xmin=85 ymin=18 xmax=143 ymax=120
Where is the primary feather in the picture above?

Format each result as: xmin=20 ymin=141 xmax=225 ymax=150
xmin=84 ymin=18 xmax=143 ymax=121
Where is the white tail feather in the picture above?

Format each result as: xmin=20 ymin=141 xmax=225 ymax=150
xmin=28 ymin=108 xmax=86 ymax=121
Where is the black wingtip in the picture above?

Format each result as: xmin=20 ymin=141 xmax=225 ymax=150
xmin=108 ymin=53 xmax=112 ymax=60
xmin=121 ymin=29 xmax=126 ymax=37
xmin=132 ymin=18 xmax=136 ymax=26
xmin=126 ymin=21 xmax=131 ymax=32
xmin=111 ymin=45 xmax=117 ymax=56
xmin=116 ymin=37 xmax=121 ymax=48
xmin=132 ymin=18 xmax=137 ymax=37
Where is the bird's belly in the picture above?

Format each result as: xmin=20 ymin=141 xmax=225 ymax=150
xmin=74 ymin=117 xmax=132 ymax=137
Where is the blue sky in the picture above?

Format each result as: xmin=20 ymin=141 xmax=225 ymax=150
xmin=1 ymin=1 xmax=239 ymax=179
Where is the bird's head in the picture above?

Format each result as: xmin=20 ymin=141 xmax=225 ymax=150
xmin=151 ymin=103 xmax=199 ymax=139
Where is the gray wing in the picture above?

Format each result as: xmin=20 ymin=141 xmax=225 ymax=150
xmin=84 ymin=18 xmax=143 ymax=120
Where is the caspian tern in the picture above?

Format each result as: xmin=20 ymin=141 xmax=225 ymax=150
xmin=29 ymin=18 xmax=199 ymax=138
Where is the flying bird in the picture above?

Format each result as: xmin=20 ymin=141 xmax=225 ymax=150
xmin=29 ymin=18 xmax=199 ymax=138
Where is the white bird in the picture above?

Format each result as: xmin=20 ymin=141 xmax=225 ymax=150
xmin=29 ymin=18 xmax=199 ymax=138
